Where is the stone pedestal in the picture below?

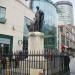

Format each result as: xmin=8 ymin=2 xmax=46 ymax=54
xmin=30 ymin=69 xmax=43 ymax=75
xmin=28 ymin=32 xmax=44 ymax=54
xmin=28 ymin=32 xmax=47 ymax=75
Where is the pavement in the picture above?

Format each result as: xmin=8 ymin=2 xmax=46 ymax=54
xmin=62 ymin=71 xmax=70 ymax=75
xmin=52 ymin=57 xmax=75 ymax=75
xmin=69 ymin=57 xmax=75 ymax=75
xmin=60 ymin=57 xmax=75 ymax=75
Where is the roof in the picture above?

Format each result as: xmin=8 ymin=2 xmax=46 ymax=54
xmin=56 ymin=1 xmax=72 ymax=6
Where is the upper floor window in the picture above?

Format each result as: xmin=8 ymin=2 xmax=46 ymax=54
xmin=0 ymin=6 xmax=6 ymax=24
xmin=60 ymin=27 xmax=63 ymax=32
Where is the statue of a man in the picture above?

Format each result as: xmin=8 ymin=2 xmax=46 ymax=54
xmin=29 ymin=6 xmax=44 ymax=32
xmin=35 ymin=6 xmax=44 ymax=31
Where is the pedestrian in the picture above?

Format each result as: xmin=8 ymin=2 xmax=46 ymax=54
xmin=1 ymin=56 xmax=6 ymax=75
xmin=67 ymin=55 xmax=70 ymax=71
xmin=15 ymin=55 xmax=19 ymax=68
xmin=64 ymin=53 xmax=70 ymax=72
xmin=60 ymin=50 xmax=65 ymax=72
xmin=0 ymin=57 xmax=2 ymax=74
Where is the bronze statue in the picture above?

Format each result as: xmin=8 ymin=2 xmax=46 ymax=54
xmin=29 ymin=6 xmax=44 ymax=32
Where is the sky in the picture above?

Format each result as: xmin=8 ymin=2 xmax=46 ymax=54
xmin=52 ymin=0 xmax=75 ymax=25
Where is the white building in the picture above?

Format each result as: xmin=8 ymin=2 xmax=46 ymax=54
xmin=56 ymin=1 xmax=73 ymax=25
xmin=0 ymin=0 xmax=34 ymax=54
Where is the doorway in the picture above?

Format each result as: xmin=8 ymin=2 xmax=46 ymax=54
xmin=0 ymin=43 xmax=10 ymax=55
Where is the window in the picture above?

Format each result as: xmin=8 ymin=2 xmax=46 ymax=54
xmin=61 ymin=36 xmax=65 ymax=44
xmin=0 ymin=6 xmax=6 ymax=24
xmin=60 ymin=27 xmax=63 ymax=32
xmin=23 ymin=16 xmax=32 ymax=36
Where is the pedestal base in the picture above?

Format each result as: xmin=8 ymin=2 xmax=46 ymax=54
xmin=28 ymin=32 xmax=44 ymax=54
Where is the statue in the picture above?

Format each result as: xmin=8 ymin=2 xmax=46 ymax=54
xmin=29 ymin=6 xmax=44 ymax=32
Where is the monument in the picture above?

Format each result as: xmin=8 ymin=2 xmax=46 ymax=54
xmin=29 ymin=6 xmax=44 ymax=32
xmin=28 ymin=6 xmax=45 ymax=75
xmin=28 ymin=6 xmax=44 ymax=53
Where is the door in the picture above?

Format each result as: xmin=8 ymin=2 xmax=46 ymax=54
xmin=0 ymin=43 xmax=10 ymax=55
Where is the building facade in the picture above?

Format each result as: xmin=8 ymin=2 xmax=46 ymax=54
xmin=55 ymin=1 xmax=75 ymax=53
xmin=0 ymin=0 xmax=34 ymax=54
xmin=56 ymin=1 xmax=73 ymax=25
xmin=58 ymin=25 xmax=75 ymax=53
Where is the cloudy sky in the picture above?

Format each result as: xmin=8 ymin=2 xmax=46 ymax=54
xmin=52 ymin=0 xmax=75 ymax=25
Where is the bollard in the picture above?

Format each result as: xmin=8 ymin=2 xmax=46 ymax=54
xmin=6 ymin=57 xmax=10 ymax=75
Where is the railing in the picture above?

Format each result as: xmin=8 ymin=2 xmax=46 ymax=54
xmin=0 ymin=51 xmax=70 ymax=75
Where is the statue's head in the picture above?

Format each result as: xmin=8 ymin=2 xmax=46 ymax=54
xmin=36 ymin=6 xmax=39 ymax=10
